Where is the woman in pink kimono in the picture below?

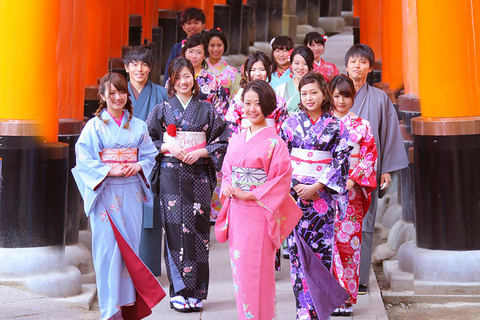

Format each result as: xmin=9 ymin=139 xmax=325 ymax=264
xmin=215 ymin=80 xmax=302 ymax=320
xmin=304 ymin=32 xmax=339 ymax=82
xmin=329 ymin=74 xmax=377 ymax=316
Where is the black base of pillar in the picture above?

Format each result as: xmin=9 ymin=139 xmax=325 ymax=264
xmin=158 ymin=10 xmax=178 ymax=74
xmin=353 ymin=16 xmax=360 ymax=44
xmin=241 ymin=4 xmax=251 ymax=55
xmin=129 ymin=14 xmax=143 ymax=46
xmin=84 ymin=85 xmax=99 ymax=120
xmin=214 ymin=5 xmax=231 ymax=55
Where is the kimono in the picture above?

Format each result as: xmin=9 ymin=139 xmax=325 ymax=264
xmin=332 ymin=112 xmax=377 ymax=304
xmin=350 ymin=83 xmax=408 ymax=284
xmin=313 ymin=58 xmax=340 ymax=82
xmin=147 ymin=96 xmax=229 ymax=300
xmin=275 ymin=78 xmax=300 ymax=114
xmin=225 ymin=87 xmax=289 ymax=135
xmin=270 ymin=68 xmax=293 ymax=89
xmin=206 ymin=58 xmax=241 ymax=99
xmin=129 ymin=79 xmax=168 ymax=276
xmin=215 ymin=126 xmax=302 ymax=320
xmin=72 ymin=111 xmax=165 ymax=320
xmin=279 ymin=111 xmax=352 ymax=320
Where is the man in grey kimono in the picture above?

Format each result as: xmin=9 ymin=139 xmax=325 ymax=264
xmin=124 ymin=46 xmax=168 ymax=276
xmin=345 ymin=44 xmax=408 ymax=293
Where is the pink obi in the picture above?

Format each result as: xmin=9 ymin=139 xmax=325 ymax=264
xmin=349 ymin=143 xmax=360 ymax=169
xmin=241 ymin=118 xmax=276 ymax=129
xmin=290 ymin=148 xmax=332 ymax=178
xmin=99 ymin=148 xmax=138 ymax=168
xmin=163 ymin=131 xmax=207 ymax=156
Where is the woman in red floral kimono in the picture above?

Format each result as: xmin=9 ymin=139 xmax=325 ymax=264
xmin=329 ymin=74 xmax=377 ymax=316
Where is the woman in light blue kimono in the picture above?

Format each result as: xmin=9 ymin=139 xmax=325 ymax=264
xmin=275 ymin=46 xmax=315 ymax=114
xmin=72 ymin=73 xmax=165 ymax=320
xmin=269 ymin=36 xmax=295 ymax=89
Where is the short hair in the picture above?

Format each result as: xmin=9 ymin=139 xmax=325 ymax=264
xmin=290 ymin=46 xmax=314 ymax=71
xmin=205 ymin=28 xmax=228 ymax=52
xmin=123 ymin=46 xmax=154 ymax=68
xmin=344 ymin=44 xmax=375 ymax=68
xmin=304 ymin=32 xmax=325 ymax=46
xmin=242 ymin=80 xmax=277 ymax=118
xmin=95 ymin=73 xmax=133 ymax=128
xmin=328 ymin=74 xmax=356 ymax=98
xmin=240 ymin=51 xmax=272 ymax=87
xmin=167 ymin=57 xmax=199 ymax=98
xmin=179 ymin=7 xmax=205 ymax=25
xmin=182 ymin=33 xmax=208 ymax=70
xmin=270 ymin=36 xmax=294 ymax=72
xmin=298 ymin=71 xmax=333 ymax=114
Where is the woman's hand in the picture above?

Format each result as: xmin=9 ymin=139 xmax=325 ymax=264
xmin=183 ymin=149 xmax=202 ymax=165
xmin=165 ymin=144 xmax=186 ymax=161
xmin=121 ymin=163 xmax=142 ymax=177
xmin=380 ymin=173 xmax=391 ymax=190
xmin=294 ymin=183 xmax=324 ymax=200
xmin=222 ymin=185 xmax=236 ymax=198
xmin=346 ymin=178 xmax=356 ymax=191
xmin=232 ymin=188 xmax=257 ymax=201
xmin=108 ymin=165 xmax=124 ymax=177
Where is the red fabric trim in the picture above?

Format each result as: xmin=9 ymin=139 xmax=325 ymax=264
xmin=107 ymin=212 xmax=166 ymax=320
xmin=290 ymin=155 xmax=332 ymax=164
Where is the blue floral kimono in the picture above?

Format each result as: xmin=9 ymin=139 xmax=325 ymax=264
xmin=279 ymin=111 xmax=352 ymax=320
xmin=72 ymin=110 xmax=163 ymax=319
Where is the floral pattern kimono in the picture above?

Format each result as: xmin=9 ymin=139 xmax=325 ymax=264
xmin=206 ymin=58 xmax=241 ymax=99
xmin=332 ymin=112 xmax=377 ymax=304
xmin=313 ymin=58 xmax=340 ymax=82
xmin=146 ymin=96 xmax=229 ymax=300
xmin=279 ymin=111 xmax=352 ymax=320
xmin=216 ymin=126 xmax=302 ymax=320
xmin=225 ymin=87 xmax=289 ymax=136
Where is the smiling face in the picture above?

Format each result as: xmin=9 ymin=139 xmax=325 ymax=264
xmin=332 ymin=88 xmax=354 ymax=118
xmin=124 ymin=61 xmax=151 ymax=86
xmin=346 ymin=55 xmax=373 ymax=83
xmin=184 ymin=44 xmax=206 ymax=70
xmin=173 ymin=67 xmax=194 ymax=98
xmin=182 ymin=19 xmax=205 ymax=38
xmin=291 ymin=54 xmax=310 ymax=80
xmin=300 ymin=82 xmax=324 ymax=115
xmin=273 ymin=48 xmax=290 ymax=69
xmin=249 ymin=60 xmax=268 ymax=82
xmin=102 ymin=83 xmax=127 ymax=114
xmin=307 ymin=42 xmax=324 ymax=61
xmin=243 ymin=89 xmax=266 ymax=126
xmin=208 ymin=36 xmax=225 ymax=62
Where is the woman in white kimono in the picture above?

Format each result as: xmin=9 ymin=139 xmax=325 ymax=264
xmin=72 ymin=73 xmax=164 ymax=320
xmin=275 ymin=46 xmax=315 ymax=114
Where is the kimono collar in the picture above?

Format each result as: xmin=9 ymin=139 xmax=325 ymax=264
xmin=175 ymin=94 xmax=193 ymax=109
xmin=206 ymin=57 xmax=226 ymax=69
xmin=245 ymin=125 xmax=269 ymax=142
xmin=101 ymin=109 xmax=130 ymax=127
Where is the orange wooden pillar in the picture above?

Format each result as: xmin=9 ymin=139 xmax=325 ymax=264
xmin=110 ymin=0 xmax=125 ymax=58
xmin=123 ymin=0 xmax=131 ymax=47
xmin=353 ymin=0 xmax=360 ymax=17
xmin=359 ymin=0 xmax=382 ymax=64
xmin=97 ymin=1 xmax=112 ymax=79
xmin=409 ymin=2 xmax=480 ymax=290
xmin=85 ymin=0 xmax=102 ymax=86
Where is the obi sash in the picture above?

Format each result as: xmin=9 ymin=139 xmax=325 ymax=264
xmin=231 ymin=166 xmax=268 ymax=191
xmin=163 ymin=131 xmax=207 ymax=156
xmin=290 ymin=148 xmax=332 ymax=178
xmin=241 ymin=118 xmax=276 ymax=129
xmin=349 ymin=143 xmax=360 ymax=169
xmin=99 ymin=148 xmax=138 ymax=169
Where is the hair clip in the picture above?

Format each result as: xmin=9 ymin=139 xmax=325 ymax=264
xmin=181 ymin=39 xmax=187 ymax=48
xmin=269 ymin=37 xmax=276 ymax=49
xmin=216 ymin=27 xmax=222 ymax=32
xmin=322 ymin=35 xmax=328 ymax=42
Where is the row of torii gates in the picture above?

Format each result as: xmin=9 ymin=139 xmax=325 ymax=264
xmin=0 ymin=0 xmax=479 ymax=302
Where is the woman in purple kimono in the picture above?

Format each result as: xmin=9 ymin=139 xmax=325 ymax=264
xmin=279 ymin=71 xmax=352 ymax=320
xmin=147 ymin=57 xmax=229 ymax=313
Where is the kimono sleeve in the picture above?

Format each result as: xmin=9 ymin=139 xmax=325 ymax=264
xmin=349 ymin=120 xmax=377 ymax=193
xmin=219 ymin=135 xmax=236 ymax=202
xmin=72 ymin=120 xmax=111 ymax=214
xmin=204 ymin=103 xmax=230 ymax=171
xmin=250 ymin=137 xmax=293 ymax=212
xmin=146 ymin=102 xmax=166 ymax=153
xmin=318 ymin=121 xmax=352 ymax=194
xmin=136 ymin=121 xmax=159 ymax=186
xmin=213 ymin=80 xmax=230 ymax=117
xmin=278 ymin=117 xmax=301 ymax=188
xmin=224 ymin=95 xmax=243 ymax=135
xmin=271 ymin=95 xmax=289 ymax=134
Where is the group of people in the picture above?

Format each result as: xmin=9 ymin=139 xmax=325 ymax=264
xmin=72 ymin=6 xmax=408 ymax=320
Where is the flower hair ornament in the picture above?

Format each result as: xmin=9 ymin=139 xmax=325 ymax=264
xmin=287 ymin=48 xmax=294 ymax=61
xmin=181 ymin=39 xmax=187 ymax=48
xmin=216 ymin=27 xmax=222 ymax=32
xmin=322 ymin=35 xmax=328 ymax=42
xmin=167 ymin=124 xmax=177 ymax=137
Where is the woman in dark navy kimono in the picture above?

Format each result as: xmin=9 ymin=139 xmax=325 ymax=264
xmin=147 ymin=57 xmax=229 ymax=312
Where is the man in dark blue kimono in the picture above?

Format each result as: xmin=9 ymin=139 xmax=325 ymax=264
xmin=124 ymin=46 xmax=168 ymax=276
xmin=163 ymin=7 xmax=206 ymax=85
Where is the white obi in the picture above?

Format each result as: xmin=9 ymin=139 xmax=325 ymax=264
xmin=290 ymin=148 xmax=332 ymax=178
xmin=241 ymin=118 xmax=276 ymax=129
xmin=163 ymin=131 xmax=207 ymax=156
xmin=349 ymin=143 xmax=360 ymax=169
